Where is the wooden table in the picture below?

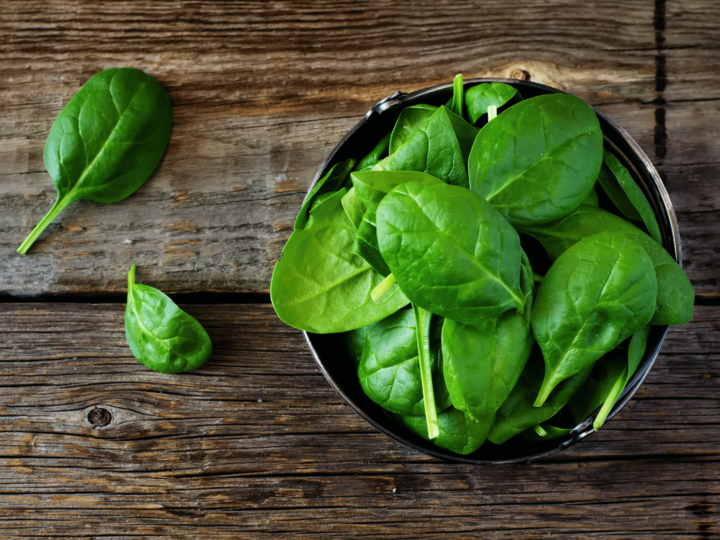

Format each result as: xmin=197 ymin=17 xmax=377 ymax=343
xmin=1 ymin=1 xmax=718 ymax=537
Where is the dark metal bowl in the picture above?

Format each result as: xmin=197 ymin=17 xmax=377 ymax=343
xmin=302 ymin=78 xmax=681 ymax=463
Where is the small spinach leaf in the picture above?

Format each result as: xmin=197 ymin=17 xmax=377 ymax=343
xmin=394 ymin=407 xmax=492 ymax=455
xmin=341 ymin=187 xmax=365 ymax=230
xmin=357 ymin=309 xmax=451 ymax=416
xmin=517 ymin=205 xmax=694 ymax=325
xmin=532 ymin=231 xmax=657 ymax=406
xmin=468 ymin=94 xmax=602 ymax=226
xmin=465 ymin=82 xmax=522 ymax=123
xmin=377 ymin=180 xmax=526 ymax=323
xmin=600 ymin=151 xmax=663 ymax=245
xmin=18 ymin=67 xmax=172 ymax=254
xmin=125 ymin=264 xmax=212 ymax=374
xmin=295 ymin=158 xmax=355 ymax=230
xmin=390 ymin=105 xmax=437 ymax=154
xmin=271 ymin=190 xmax=409 ymax=333
xmin=354 ymin=134 xmax=391 ymax=172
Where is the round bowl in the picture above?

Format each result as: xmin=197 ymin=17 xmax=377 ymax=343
xmin=302 ymin=78 xmax=681 ymax=463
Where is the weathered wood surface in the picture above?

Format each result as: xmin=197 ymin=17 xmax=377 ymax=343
xmin=0 ymin=0 xmax=668 ymax=297
xmin=0 ymin=303 xmax=718 ymax=538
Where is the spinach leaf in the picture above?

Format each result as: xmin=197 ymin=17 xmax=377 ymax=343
xmin=394 ymin=407 xmax=492 ymax=455
xmin=532 ymin=231 xmax=657 ymax=406
xmin=413 ymin=305 xmax=440 ymax=438
xmin=593 ymin=324 xmax=650 ymax=430
xmin=357 ymin=309 xmax=451 ymax=416
xmin=390 ymin=105 xmax=438 ymax=154
xmin=271 ymin=189 xmax=409 ymax=333
xmin=377 ymin=180 xmax=526 ymax=323
xmin=341 ymin=187 xmax=365 ymax=230
xmin=295 ymin=158 xmax=355 ymax=230
xmin=18 ymin=68 xmax=172 ymax=254
xmin=373 ymin=105 xmax=477 ymax=188
xmin=517 ymin=205 xmax=694 ymax=325
xmin=125 ymin=264 xmax=212 ymax=374
xmin=465 ymin=82 xmax=522 ymax=123
xmin=582 ymin=186 xmax=599 ymax=207
xmin=441 ymin=251 xmax=534 ymax=424
xmin=488 ymin=355 xmax=592 ymax=444
xmin=599 ymin=152 xmax=663 ymax=245
xmin=354 ymin=134 xmax=391 ymax=173
xmin=351 ymin=170 xmax=443 ymax=212
xmin=468 ymin=94 xmax=602 ymax=226
xmin=342 ymin=324 xmax=372 ymax=368
xmin=352 ymin=210 xmax=391 ymax=276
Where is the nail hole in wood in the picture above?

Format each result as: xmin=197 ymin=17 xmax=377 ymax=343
xmin=87 ymin=407 xmax=112 ymax=428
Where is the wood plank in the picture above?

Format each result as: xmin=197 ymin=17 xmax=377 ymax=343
xmin=660 ymin=0 xmax=720 ymax=300
xmin=0 ymin=303 xmax=717 ymax=537
xmin=0 ymin=0 xmax=659 ymax=296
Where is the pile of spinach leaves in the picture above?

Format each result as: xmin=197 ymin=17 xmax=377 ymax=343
xmin=271 ymin=76 xmax=695 ymax=455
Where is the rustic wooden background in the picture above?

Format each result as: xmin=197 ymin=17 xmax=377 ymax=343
xmin=1 ymin=0 xmax=718 ymax=538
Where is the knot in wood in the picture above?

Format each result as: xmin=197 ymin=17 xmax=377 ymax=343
xmin=509 ymin=69 xmax=531 ymax=81
xmin=87 ymin=407 xmax=112 ymax=428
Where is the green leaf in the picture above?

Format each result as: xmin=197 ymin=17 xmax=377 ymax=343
xmin=532 ymin=232 xmax=657 ymax=406
xmin=18 ymin=68 xmax=172 ymax=254
xmin=373 ymin=105 xmax=478 ymax=188
xmin=354 ymin=133 xmax=391 ymax=172
xmin=352 ymin=209 xmax=391 ymax=277
xmin=295 ymin=158 xmax=355 ymax=230
xmin=465 ymin=82 xmax=522 ymax=123
xmin=517 ymin=205 xmax=694 ymax=326
xmin=342 ymin=324 xmax=373 ymax=368
xmin=377 ymin=180 xmax=526 ymax=323
xmin=351 ymin=170 xmax=444 ymax=213
xmin=468 ymin=94 xmax=602 ymax=226
xmin=582 ymin=186 xmax=599 ymax=207
xmin=488 ymin=355 xmax=592 ymax=445
xmin=441 ymin=252 xmax=535 ymax=424
xmin=125 ymin=264 xmax=212 ymax=374
xmin=357 ymin=309 xmax=451 ymax=416
xmin=394 ymin=407 xmax=492 ymax=455
xmin=271 ymin=190 xmax=409 ymax=333
xmin=341 ymin=187 xmax=366 ymax=230
xmin=599 ymin=151 xmax=663 ymax=245
xmin=389 ymin=104 xmax=438 ymax=155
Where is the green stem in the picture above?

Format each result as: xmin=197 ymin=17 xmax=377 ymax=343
xmin=593 ymin=365 xmax=629 ymax=431
xmin=413 ymin=304 xmax=439 ymax=440
xmin=17 ymin=195 xmax=72 ymax=254
xmin=487 ymin=105 xmax=498 ymax=121
xmin=371 ymin=273 xmax=396 ymax=303
xmin=533 ymin=271 xmax=544 ymax=284
xmin=533 ymin=425 xmax=548 ymax=437
xmin=450 ymin=74 xmax=464 ymax=117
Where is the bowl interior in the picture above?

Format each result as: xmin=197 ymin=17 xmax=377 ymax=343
xmin=303 ymin=79 xmax=676 ymax=463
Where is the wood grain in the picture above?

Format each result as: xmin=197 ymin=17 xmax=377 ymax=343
xmin=0 ymin=0 xmax=662 ymax=297
xmin=0 ymin=303 xmax=718 ymax=538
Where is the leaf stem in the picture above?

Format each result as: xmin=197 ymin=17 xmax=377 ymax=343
xmin=371 ymin=273 xmax=396 ymax=303
xmin=413 ymin=305 xmax=439 ymax=440
xmin=487 ymin=105 xmax=498 ymax=121
xmin=533 ymin=271 xmax=544 ymax=284
xmin=17 ymin=195 xmax=72 ymax=254
xmin=593 ymin=365 xmax=629 ymax=431
xmin=450 ymin=74 xmax=464 ymax=117
xmin=533 ymin=425 xmax=548 ymax=437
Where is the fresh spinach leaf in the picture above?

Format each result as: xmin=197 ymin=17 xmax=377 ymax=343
xmin=295 ymin=158 xmax=356 ymax=230
xmin=600 ymin=151 xmax=663 ymax=245
xmin=271 ymin=189 xmax=409 ymax=333
xmin=341 ymin=187 xmax=365 ymax=230
xmin=351 ymin=170 xmax=443 ymax=212
xmin=342 ymin=324 xmax=373 ymax=368
xmin=125 ymin=264 xmax=212 ymax=374
xmin=517 ymin=205 xmax=694 ymax=325
xmin=394 ymin=407 xmax=492 ymax=455
xmin=352 ymin=209 xmax=391 ymax=276
xmin=373 ymin=105 xmax=477 ymax=188
xmin=354 ymin=134 xmax=391 ymax=172
xmin=18 ymin=67 xmax=172 ymax=254
xmin=532 ymin=231 xmax=657 ymax=406
xmin=357 ymin=309 xmax=451 ymax=416
xmin=488 ymin=354 xmax=592 ymax=445
xmin=377 ymin=180 xmax=526 ymax=323
xmin=468 ymin=93 xmax=602 ymax=226
xmin=390 ymin=105 xmax=438 ymax=154
xmin=441 ymin=251 xmax=534 ymax=424
xmin=465 ymin=82 xmax=522 ymax=123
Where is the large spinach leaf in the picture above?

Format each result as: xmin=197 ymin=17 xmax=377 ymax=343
xmin=468 ymin=94 xmax=602 ymax=226
xmin=373 ymin=105 xmax=477 ymax=188
xmin=488 ymin=355 xmax=592 ymax=444
xmin=377 ymin=180 xmax=526 ymax=323
xmin=441 ymin=251 xmax=534 ymax=424
xmin=394 ymin=407 xmax=492 ymax=455
xmin=357 ymin=309 xmax=451 ymax=416
xmin=271 ymin=189 xmax=408 ymax=333
xmin=599 ymin=151 xmax=663 ymax=244
xmin=18 ymin=67 xmax=172 ymax=254
xmin=465 ymin=82 xmax=522 ymax=123
xmin=125 ymin=264 xmax=212 ymax=374
xmin=532 ymin=231 xmax=657 ymax=406
xmin=517 ymin=205 xmax=694 ymax=325
xmin=295 ymin=158 xmax=355 ymax=230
